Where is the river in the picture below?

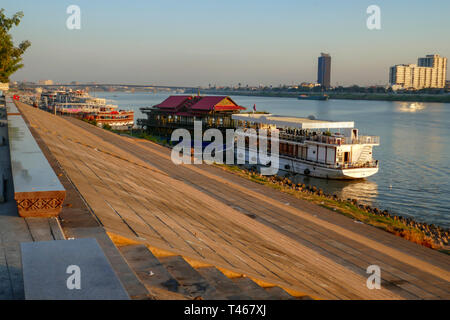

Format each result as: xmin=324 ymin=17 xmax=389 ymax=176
xmin=95 ymin=91 xmax=450 ymax=228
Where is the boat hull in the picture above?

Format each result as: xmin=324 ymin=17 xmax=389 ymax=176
xmin=236 ymin=147 xmax=378 ymax=180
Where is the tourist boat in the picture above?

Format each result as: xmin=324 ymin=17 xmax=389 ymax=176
xmin=54 ymin=102 xmax=134 ymax=128
xmin=83 ymin=108 xmax=134 ymax=128
xmin=298 ymin=94 xmax=329 ymax=101
xmin=231 ymin=113 xmax=379 ymax=179
xmin=41 ymin=89 xmax=134 ymax=129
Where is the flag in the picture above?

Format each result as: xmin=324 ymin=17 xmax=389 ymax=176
xmin=253 ymin=104 xmax=256 ymax=112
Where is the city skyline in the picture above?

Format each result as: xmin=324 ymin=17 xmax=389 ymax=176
xmin=2 ymin=0 xmax=450 ymax=86
xmin=390 ymin=54 xmax=447 ymax=90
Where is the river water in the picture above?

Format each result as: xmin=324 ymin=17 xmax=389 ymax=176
xmin=95 ymin=92 xmax=450 ymax=228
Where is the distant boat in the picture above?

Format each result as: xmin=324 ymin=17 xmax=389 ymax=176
xmin=298 ymin=94 xmax=329 ymax=101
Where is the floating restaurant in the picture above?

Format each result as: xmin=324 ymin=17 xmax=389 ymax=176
xmin=139 ymin=95 xmax=245 ymax=136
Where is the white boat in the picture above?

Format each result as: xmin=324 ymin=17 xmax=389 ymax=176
xmin=231 ymin=113 xmax=380 ymax=180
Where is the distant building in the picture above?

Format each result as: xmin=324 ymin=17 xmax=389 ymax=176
xmin=38 ymin=80 xmax=54 ymax=85
xmin=389 ymin=54 xmax=447 ymax=90
xmin=317 ymin=53 xmax=331 ymax=88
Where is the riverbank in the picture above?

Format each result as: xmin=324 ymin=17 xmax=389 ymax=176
xmin=202 ymin=90 xmax=450 ymax=103
xmin=105 ymin=128 xmax=450 ymax=253
xmin=216 ymin=164 xmax=449 ymax=253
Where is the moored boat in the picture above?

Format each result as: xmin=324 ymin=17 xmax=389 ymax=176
xmin=41 ymin=89 xmax=134 ymax=129
xmin=298 ymin=94 xmax=329 ymax=101
xmin=231 ymin=113 xmax=379 ymax=180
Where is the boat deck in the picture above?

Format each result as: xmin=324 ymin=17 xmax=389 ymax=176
xmin=14 ymin=101 xmax=450 ymax=300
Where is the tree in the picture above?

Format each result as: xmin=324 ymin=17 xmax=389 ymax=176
xmin=0 ymin=9 xmax=31 ymax=83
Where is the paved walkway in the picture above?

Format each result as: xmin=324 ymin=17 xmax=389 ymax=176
xmin=16 ymin=102 xmax=450 ymax=300
xmin=0 ymin=103 xmax=64 ymax=299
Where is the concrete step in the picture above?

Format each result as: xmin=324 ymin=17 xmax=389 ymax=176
xmin=195 ymin=267 xmax=252 ymax=300
xmin=118 ymin=244 xmax=186 ymax=297
xmin=158 ymin=255 xmax=223 ymax=299
xmin=231 ymin=276 xmax=274 ymax=299
xmin=264 ymin=286 xmax=297 ymax=300
xmin=118 ymin=244 xmax=304 ymax=300
xmin=231 ymin=276 xmax=298 ymax=300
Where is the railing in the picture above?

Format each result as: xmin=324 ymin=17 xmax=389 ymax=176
xmin=340 ymin=160 xmax=379 ymax=169
xmin=279 ymin=154 xmax=379 ymax=170
xmin=278 ymin=132 xmax=379 ymax=145
xmin=347 ymin=136 xmax=380 ymax=145
xmin=238 ymin=146 xmax=379 ymax=170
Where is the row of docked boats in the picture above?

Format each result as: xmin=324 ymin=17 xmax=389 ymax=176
xmin=38 ymin=89 xmax=134 ymax=129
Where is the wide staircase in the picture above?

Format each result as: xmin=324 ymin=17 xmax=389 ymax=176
xmin=116 ymin=243 xmax=314 ymax=300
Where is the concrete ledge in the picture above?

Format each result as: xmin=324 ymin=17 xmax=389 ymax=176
xmin=7 ymin=97 xmax=66 ymax=217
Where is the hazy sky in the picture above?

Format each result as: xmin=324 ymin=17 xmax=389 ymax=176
xmin=3 ymin=0 xmax=450 ymax=86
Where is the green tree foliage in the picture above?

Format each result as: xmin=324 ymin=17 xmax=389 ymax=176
xmin=0 ymin=9 xmax=31 ymax=83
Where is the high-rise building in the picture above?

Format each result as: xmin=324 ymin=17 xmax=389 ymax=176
xmin=317 ymin=53 xmax=331 ymax=88
xmin=389 ymin=54 xmax=447 ymax=90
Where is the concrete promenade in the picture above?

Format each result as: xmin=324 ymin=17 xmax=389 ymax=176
xmin=15 ymin=102 xmax=450 ymax=300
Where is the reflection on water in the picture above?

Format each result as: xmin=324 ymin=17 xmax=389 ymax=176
xmin=396 ymin=102 xmax=426 ymax=113
xmin=286 ymin=173 xmax=378 ymax=206
xmin=97 ymin=92 xmax=450 ymax=228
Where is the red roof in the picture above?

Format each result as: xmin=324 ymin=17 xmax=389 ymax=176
xmin=189 ymin=96 xmax=227 ymax=110
xmin=156 ymin=95 xmax=191 ymax=109
xmin=190 ymin=96 xmax=244 ymax=111
xmin=154 ymin=95 xmax=246 ymax=113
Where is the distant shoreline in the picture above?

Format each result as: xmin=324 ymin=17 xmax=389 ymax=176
xmin=200 ymin=90 xmax=450 ymax=103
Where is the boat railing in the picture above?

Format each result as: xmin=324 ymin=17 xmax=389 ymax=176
xmin=345 ymin=136 xmax=380 ymax=145
xmin=340 ymin=160 xmax=379 ymax=169
xmin=278 ymin=132 xmax=379 ymax=145
xmin=238 ymin=145 xmax=379 ymax=170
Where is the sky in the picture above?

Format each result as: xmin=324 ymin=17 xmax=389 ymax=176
xmin=2 ymin=0 xmax=450 ymax=87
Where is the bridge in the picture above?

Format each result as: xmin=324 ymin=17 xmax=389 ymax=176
xmin=25 ymin=83 xmax=200 ymax=91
